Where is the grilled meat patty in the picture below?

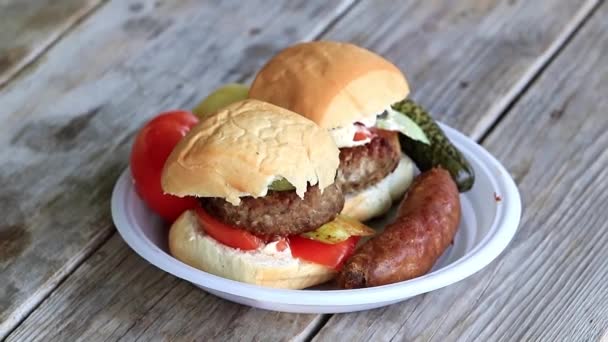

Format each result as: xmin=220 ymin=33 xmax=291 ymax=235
xmin=200 ymin=183 xmax=344 ymax=236
xmin=337 ymin=130 xmax=401 ymax=193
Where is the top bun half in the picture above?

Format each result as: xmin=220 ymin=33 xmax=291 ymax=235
xmin=249 ymin=41 xmax=409 ymax=129
xmin=161 ymin=99 xmax=340 ymax=205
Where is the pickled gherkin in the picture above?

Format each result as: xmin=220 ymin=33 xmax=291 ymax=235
xmin=391 ymin=99 xmax=475 ymax=192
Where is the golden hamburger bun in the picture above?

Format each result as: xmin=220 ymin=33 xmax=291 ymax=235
xmin=342 ymin=154 xmax=415 ymax=221
xmin=169 ymin=210 xmax=337 ymax=289
xmin=249 ymin=41 xmax=410 ymax=129
xmin=161 ymin=99 xmax=340 ymax=205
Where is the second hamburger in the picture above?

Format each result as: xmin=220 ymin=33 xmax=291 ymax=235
xmin=249 ymin=41 xmax=427 ymax=221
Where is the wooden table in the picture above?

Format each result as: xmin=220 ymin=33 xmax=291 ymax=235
xmin=1 ymin=0 xmax=607 ymax=340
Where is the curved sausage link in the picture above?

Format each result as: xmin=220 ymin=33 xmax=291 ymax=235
xmin=338 ymin=168 xmax=461 ymax=288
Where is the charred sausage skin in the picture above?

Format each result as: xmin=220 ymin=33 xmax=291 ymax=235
xmin=338 ymin=168 xmax=461 ymax=288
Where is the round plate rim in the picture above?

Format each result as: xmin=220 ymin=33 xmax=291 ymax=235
xmin=111 ymin=122 xmax=522 ymax=307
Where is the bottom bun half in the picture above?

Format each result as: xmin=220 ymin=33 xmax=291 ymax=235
xmin=341 ymin=154 xmax=415 ymax=222
xmin=169 ymin=210 xmax=337 ymax=289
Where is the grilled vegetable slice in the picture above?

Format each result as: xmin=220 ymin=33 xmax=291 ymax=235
xmin=301 ymin=215 xmax=375 ymax=244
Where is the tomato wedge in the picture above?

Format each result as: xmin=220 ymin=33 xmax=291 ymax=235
xmin=194 ymin=207 xmax=263 ymax=250
xmin=289 ymin=235 xmax=360 ymax=270
xmin=130 ymin=110 xmax=199 ymax=222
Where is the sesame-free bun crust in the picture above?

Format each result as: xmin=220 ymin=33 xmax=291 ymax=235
xmin=161 ymin=99 xmax=340 ymax=205
xmin=342 ymin=154 xmax=415 ymax=222
xmin=249 ymin=41 xmax=410 ymax=129
xmin=169 ymin=210 xmax=337 ymax=289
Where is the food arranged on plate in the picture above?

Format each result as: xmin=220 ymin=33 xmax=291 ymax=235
xmin=249 ymin=41 xmax=474 ymax=199
xmin=250 ymin=41 xmax=417 ymax=222
xmin=128 ymin=40 xmax=475 ymax=289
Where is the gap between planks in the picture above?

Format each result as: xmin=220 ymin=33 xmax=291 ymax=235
xmin=0 ymin=0 xmax=110 ymax=89
xmin=0 ymin=228 xmax=115 ymax=340
xmin=472 ymin=0 xmax=602 ymax=142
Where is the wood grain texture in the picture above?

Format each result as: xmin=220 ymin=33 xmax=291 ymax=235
xmin=0 ymin=0 xmax=105 ymax=87
xmin=6 ymin=235 xmax=323 ymax=342
xmin=322 ymin=0 xmax=599 ymax=140
xmin=0 ymin=0 xmax=355 ymax=338
xmin=2 ymin=0 xmax=602 ymax=340
xmin=315 ymin=3 xmax=608 ymax=342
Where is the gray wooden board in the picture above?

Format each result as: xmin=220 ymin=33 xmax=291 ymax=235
xmin=1 ymin=0 xmax=602 ymax=340
xmin=0 ymin=0 xmax=104 ymax=87
xmin=6 ymin=235 xmax=325 ymax=341
xmin=321 ymin=0 xmax=599 ymax=140
xmin=0 ymin=0 xmax=355 ymax=337
xmin=315 ymin=3 xmax=608 ymax=342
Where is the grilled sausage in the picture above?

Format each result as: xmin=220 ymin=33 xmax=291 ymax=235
xmin=338 ymin=168 xmax=461 ymax=288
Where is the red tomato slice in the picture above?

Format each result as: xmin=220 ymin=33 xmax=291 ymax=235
xmin=353 ymin=131 xmax=369 ymax=141
xmin=353 ymin=124 xmax=375 ymax=142
xmin=289 ymin=235 xmax=360 ymax=270
xmin=130 ymin=110 xmax=199 ymax=222
xmin=194 ymin=207 xmax=264 ymax=251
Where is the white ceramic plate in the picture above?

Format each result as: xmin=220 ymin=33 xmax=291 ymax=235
xmin=111 ymin=123 xmax=521 ymax=313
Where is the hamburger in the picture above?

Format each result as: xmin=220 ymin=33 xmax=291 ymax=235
xmin=162 ymin=99 xmax=373 ymax=289
xmin=249 ymin=41 xmax=428 ymax=221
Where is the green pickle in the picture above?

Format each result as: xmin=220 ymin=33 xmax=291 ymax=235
xmin=391 ymin=99 xmax=475 ymax=192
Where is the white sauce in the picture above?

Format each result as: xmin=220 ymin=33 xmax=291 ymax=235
xmin=330 ymin=124 xmax=370 ymax=148
xmin=328 ymin=109 xmax=389 ymax=148
xmin=194 ymin=228 xmax=298 ymax=266
xmin=260 ymin=240 xmax=292 ymax=257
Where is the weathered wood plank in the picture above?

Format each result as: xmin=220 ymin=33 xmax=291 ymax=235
xmin=314 ymin=3 xmax=608 ymax=342
xmin=2 ymin=0 xmax=600 ymax=340
xmin=3 ymin=1 xmax=600 ymax=340
xmin=6 ymin=235 xmax=324 ymax=341
xmin=322 ymin=0 xmax=599 ymax=140
xmin=0 ymin=0 xmax=355 ymax=338
xmin=0 ymin=0 xmax=105 ymax=87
